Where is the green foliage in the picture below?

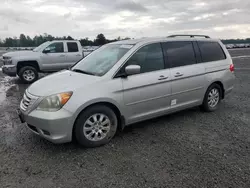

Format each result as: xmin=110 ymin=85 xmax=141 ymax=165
xmin=95 ymin=33 xmax=106 ymax=45
xmin=221 ymin=38 xmax=250 ymax=44
xmin=80 ymin=37 xmax=93 ymax=46
xmin=0 ymin=33 xmax=76 ymax=47
xmin=1 ymin=33 xmax=142 ymax=47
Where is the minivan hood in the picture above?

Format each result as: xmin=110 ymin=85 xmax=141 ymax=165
xmin=3 ymin=50 xmax=36 ymax=58
xmin=27 ymin=70 xmax=101 ymax=96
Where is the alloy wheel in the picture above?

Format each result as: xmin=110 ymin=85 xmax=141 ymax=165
xmin=83 ymin=113 xmax=111 ymax=141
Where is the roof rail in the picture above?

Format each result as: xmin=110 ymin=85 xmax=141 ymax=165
xmin=168 ymin=35 xmax=210 ymax=38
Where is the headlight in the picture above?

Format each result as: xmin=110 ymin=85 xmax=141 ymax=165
xmin=36 ymin=92 xmax=73 ymax=112
xmin=3 ymin=57 xmax=12 ymax=64
xmin=5 ymin=60 xmax=12 ymax=65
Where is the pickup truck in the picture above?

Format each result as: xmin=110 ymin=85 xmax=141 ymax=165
xmin=1 ymin=40 xmax=83 ymax=83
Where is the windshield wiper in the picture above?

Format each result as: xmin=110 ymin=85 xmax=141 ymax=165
xmin=72 ymin=69 xmax=95 ymax=76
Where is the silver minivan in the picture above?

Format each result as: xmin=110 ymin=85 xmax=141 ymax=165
xmin=18 ymin=35 xmax=235 ymax=147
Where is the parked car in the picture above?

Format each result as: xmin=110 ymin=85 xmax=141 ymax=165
xmin=245 ymin=44 xmax=250 ymax=48
xmin=239 ymin=44 xmax=246 ymax=48
xmin=1 ymin=40 xmax=84 ymax=83
xmin=18 ymin=35 xmax=235 ymax=147
xmin=225 ymin=44 xmax=234 ymax=49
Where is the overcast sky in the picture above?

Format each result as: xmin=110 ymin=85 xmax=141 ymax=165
xmin=0 ymin=0 xmax=250 ymax=39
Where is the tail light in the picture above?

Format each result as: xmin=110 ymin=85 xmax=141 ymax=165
xmin=230 ymin=64 xmax=234 ymax=72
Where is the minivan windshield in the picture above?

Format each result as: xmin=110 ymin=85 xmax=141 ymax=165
xmin=33 ymin=41 xmax=51 ymax=52
xmin=72 ymin=44 xmax=133 ymax=76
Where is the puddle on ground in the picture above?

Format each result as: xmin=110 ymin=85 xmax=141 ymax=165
xmin=0 ymin=84 xmax=6 ymax=104
xmin=0 ymin=75 xmax=33 ymax=145
xmin=0 ymin=76 xmax=28 ymax=134
xmin=6 ymin=84 xmax=22 ymax=97
xmin=0 ymin=76 xmax=28 ymax=99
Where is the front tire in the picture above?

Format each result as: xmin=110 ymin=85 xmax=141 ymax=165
xmin=74 ymin=105 xmax=118 ymax=147
xmin=18 ymin=66 xmax=38 ymax=84
xmin=201 ymin=83 xmax=222 ymax=112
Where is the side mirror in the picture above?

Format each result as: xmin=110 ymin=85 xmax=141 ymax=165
xmin=43 ymin=48 xmax=50 ymax=53
xmin=125 ymin=65 xmax=141 ymax=76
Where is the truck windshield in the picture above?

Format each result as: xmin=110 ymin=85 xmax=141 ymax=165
xmin=72 ymin=44 xmax=133 ymax=76
xmin=33 ymin=41 xmax=51 ymax=52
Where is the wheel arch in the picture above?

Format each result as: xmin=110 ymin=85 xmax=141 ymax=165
xmin=17 ymin=61 xmax=40 ymax=74
xmin=206 ymin=81 xmax=225 ymax=99
xmin=72 ymin=101 xmax=125 ymax=141
xmin=211 ymin=81 xmax=225 ymax=99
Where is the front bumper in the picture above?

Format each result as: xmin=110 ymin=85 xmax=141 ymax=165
xmin=2 ymin=65 xmax=17 ymax=77
xmin=21 ymin=108 xmax=74 ymax=144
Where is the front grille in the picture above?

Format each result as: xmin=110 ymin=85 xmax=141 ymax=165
xmin=3 ymin=56 xmax=12 ymax=65
xmin=20 ymin=91 xmax=38 ymax=112
xmin=3 ymin=60 xmax=8 ymax=65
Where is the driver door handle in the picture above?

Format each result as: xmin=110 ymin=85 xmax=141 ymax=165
xmin=60 ymin=54 xmax=66 ymax=57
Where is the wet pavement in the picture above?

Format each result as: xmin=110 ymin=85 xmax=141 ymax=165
xmin=0 ymin=50 xmax=250 ymax=187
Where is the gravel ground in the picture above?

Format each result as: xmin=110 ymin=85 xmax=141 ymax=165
xmin=0 ymin=50 xmax=250 ymax=187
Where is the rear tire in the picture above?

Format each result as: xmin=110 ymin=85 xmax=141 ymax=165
xmin=201 ymin=83 xmax=222 ymax=112
xmin=18 ymin=66 xmax=38 ymax=84
xmin=74 ymin=105 xmax=118 ymax=148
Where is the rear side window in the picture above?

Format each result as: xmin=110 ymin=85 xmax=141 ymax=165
xmin=198 ymin=41 xmax=226 ymax=62
xmin=162 ymin=41 xmax=196 ymax=68
xmin=67 ymin=42 xmax=79 ymax=52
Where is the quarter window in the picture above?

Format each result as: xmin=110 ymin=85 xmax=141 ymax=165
xmin=67 ymin=42 xmax=79 ymax=52
xmin=198 ymin=41 xmax=226 ymax=62
xmin=162 ymin=41 xmax=196 ymax=68
xmin=126 ymin=43 xmax=164 ymax=73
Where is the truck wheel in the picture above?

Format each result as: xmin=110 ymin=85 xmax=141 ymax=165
xmin=18 ymin=66 xmax=38 ymax=84
xmin=74 ymin=105 xmax=118 ymax=148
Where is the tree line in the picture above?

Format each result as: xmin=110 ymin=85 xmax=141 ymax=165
xmin=0 ymin=33 xmax=130 ymax=47
xmin=0 ymin=33 xmax=249 ymax=47
xmin=221 ymin=38 xmax=250 ymax=44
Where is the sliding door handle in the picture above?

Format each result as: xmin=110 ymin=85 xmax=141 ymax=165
xmin=174 ymin=72 xmax=183 ymax=77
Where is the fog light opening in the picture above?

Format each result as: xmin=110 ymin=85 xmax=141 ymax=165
xmin=42 ymin=130 xmax=51 ymax=136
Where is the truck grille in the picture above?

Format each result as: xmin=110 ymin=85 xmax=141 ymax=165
xmin=20 ymin=91 xmax=38 ymax=112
